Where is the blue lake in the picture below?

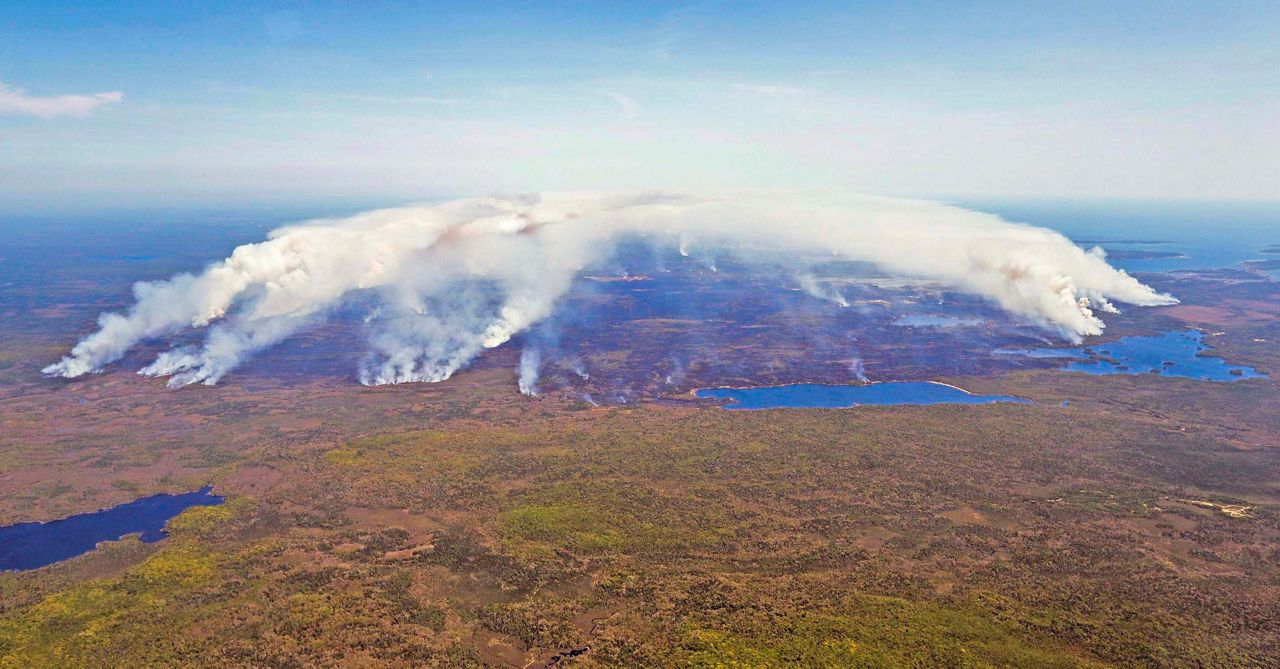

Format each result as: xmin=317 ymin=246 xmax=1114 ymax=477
xmin=696 ymin=381 xmax=1028 ymax=410
xmin=1006 ymin=330 xmax=1265 ymax=382
xmin=0 ymin=487 xmax=224 ymax=572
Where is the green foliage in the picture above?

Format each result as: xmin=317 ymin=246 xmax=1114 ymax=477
xmin=501 ymin=503 xmax=626 ymax=552
xmin=166 ymin=501 xmax=237 ymax=539
xmin=478 ymin=601 xmax=581 ymax=650
xmin=0 ymin=543 xmax=221 ymax=668
xmin=679 ymin=614 xmax=1096 ymax=668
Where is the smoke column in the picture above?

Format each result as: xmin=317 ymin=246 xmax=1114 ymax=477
xmin=44 ymin=191 xmax=1176 ymax=388
xmin=517 ymin=347 xmax=542 ymax=396
xmin=796 ymin=272 xmax=851 ymax=307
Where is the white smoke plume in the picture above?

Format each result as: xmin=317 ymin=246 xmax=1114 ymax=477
xmin=517 ymin=347 xmax=542 ymax=396
xmin=139 ymin=315 xmax=305 ymax=387
xmin=665 ymin=357 xmax=687 ymax=387
xmin=848 ymin=357 xmax=869 ymax=383
xmin=44 ymin=191 xmax=1176 ymax=388
xmin=795 ymin=272 xmax=850 ymax=308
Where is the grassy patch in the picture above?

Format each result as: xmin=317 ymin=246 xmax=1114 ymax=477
xmin=678 ymin=595 xmax=1109 ymax=669
xmin=501 ymin=503 xmax=627 ymax=552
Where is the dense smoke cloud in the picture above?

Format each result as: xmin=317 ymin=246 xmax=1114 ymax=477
xmin=44 ymin=191 xmax=1176 ymax=388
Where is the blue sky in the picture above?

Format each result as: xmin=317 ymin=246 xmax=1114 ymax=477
xmin=1 ymin=1 xmax=1277 ymax=212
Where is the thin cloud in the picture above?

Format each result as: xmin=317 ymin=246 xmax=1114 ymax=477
xmin=600 ymin=91 xmax=640 ymax=121
xmin=732 ymin=83 xmax=814 ymax=97
xmin=493 ymin=85 xmax=533 ymax=100
xmin=197 ymin=82 xmax=459 ymax=107
xmin=0 ymin=81 xmax=123 ymax=118
xmin=650 ymin=1 xmax=723 ymax=63
xmin=334 ymin=93 xmax=459 ymax=106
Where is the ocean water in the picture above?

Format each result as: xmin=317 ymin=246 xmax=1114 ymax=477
xmin=0 ymin=487 xmax=225 ymax=572
xmin=961 ymin=199 xmax=1280 ymax=275
xmin=695 ymin=381 xmax=1028 ymax=410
